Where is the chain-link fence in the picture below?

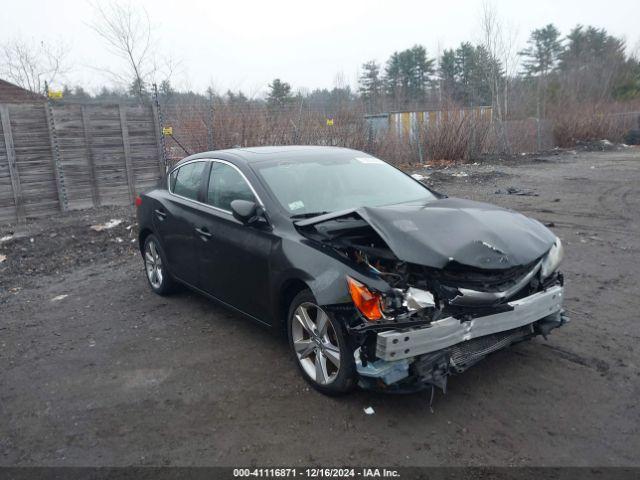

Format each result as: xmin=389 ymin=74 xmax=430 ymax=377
xmin=156 ymin=94 xmax=557 ymax=167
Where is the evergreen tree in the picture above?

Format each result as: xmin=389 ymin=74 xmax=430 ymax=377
xmin=404 ymin=45 xmax=435 ymax=102
xmin=358 ymin=60 xmax=382 ymax=109
xmin=439 ymin=49 xmax=457 ymax=99
xmin=384 ymin=52 xmax=402 ymax=101
xmin=383 ymin=45 xmax=435 ymax=108
xmin=129 ymin=77 xmax=149 ymax=101
xmin=455 ymin=42 xmax=477 ymax=103
xmin=226 ymin=90 xmax=248 ymax=104
xmin=613 ymin=57 xmax=640 ymax=100
xmin=519 ymin=24 xmax=563 ymax=76
xmin=267 ymin=78 xmax=293 ymax=108
xmin=472 ymin=45 xmax=502 ymax=106
xmin=437 ymin=42 xmax=497 ymax=106
xmin=559 ymin=25 xmax=625 ymax=72
xmin=558 ymin=25 xmax=627 ymax=103
xmin=159 ymin=80 xmax=175 ymax=97
xmin=73 ymin=86 xmax=91 ymax=100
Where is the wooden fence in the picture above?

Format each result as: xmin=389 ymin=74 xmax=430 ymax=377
xmin=0 ymin=101 xmax=163 ymax=224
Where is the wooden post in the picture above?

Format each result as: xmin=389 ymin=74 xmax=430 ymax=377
xmin=151 ymin=103 xmax=165 ymax=176
xmin=118 ymin=105 xmax=136 ymax=202
xmin=81 ymin=106 xmax=100 ymax=207
xmin=0 ymin=104 xmax=26 ymax=223
xmin=44 ymin=103 xmax=68 ymax=212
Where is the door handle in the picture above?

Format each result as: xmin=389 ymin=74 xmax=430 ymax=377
xmin=195 ymin=227 xmax=212 ymax=239
xmin=154 ymin=208 xmax=167 ymax=220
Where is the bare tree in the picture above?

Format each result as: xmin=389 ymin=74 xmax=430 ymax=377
xmin=500 ymin=25 xmax=520 ymax=119
xmin=89 ymin=1 xmax=155 ymax=101
xmin=0 ymin=37 xmax=69 ymax=94
xmin=478 ymin=1 xmax=511 ymax=153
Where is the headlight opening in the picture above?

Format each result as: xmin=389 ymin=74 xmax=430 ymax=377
xmin=541 ymin=238 xmax=564 ymax=278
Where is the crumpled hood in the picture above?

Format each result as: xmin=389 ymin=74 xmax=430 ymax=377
xmin=297 ymin=197 xmax=556 ymax=269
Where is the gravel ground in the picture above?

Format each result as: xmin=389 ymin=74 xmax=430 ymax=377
xmin=1 ymin=149 xmax=639 ymax=467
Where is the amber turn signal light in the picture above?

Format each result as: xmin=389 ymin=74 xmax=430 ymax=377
xmin=346 ymin=276 xmax=383 ymax=321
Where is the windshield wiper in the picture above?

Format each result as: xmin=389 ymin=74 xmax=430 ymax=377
xmin=290 ymin=211 xmax=330 ymax=219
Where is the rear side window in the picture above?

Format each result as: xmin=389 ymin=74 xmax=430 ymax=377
xmin=206 ymin=162 xmax=255 ymax=211
xmin=171 ymin=162 xmax=207 ymax=200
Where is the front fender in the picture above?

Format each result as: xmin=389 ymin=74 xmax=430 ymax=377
xmin=270 ymin=237 xmax=391 ymax=324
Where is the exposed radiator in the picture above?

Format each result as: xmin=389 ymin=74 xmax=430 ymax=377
xmin=448 ymin=325 xmax=533 ymax=371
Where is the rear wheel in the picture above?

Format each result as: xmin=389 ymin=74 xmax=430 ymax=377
xmin=143 ymin=234 xmax=176 ymax=295
xmin=287 ymin=290 xmax=356 ymax=395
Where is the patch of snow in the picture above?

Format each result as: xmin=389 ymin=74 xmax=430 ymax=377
xmin=90 ymin=219 xmax=123 ymax=232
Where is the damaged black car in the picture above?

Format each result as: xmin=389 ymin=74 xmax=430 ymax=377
xmin=136 ymin=146 xmax=567 ymax=395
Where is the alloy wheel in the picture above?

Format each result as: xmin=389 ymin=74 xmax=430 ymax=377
xmin=144 ymin=240 xmax=164 ymax=289
xmin=291 ymin=302 xmax=341 ymax=385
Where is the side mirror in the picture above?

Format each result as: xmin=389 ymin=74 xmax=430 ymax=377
xmin=230 ymin=199 xmax=265 ymax=225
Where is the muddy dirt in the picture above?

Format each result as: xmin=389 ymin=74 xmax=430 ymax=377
xmin=1 ymin=149 xmax=639 ymax=467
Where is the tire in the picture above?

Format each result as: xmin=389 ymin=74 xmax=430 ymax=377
xmin=142 ymin=234 xmax=177 ymax=295
xmin=287 ymin=289 xmax=356 ymax=395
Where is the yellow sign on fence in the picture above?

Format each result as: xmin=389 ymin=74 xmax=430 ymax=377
xmin=162 ymin=126 xmax=173 ymax=136
xmin=326 ymin=118 xmax=334 ymax=126
xmin=48 ymin=90 xmax=63 ymax=99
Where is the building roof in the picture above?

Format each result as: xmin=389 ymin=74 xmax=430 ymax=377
xmin=0 ymin=79 xmax=46 ymax=103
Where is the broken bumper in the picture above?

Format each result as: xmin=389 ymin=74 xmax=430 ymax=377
xmin=376 ymin=285 xmax=564 ymax=361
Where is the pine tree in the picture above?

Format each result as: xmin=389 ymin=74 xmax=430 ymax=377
xmin=128 ymin=77 xmax=149 ymax=102
xmin=383 ymin=46 xmax=434 ymax=108
xmin=438 ymin=42 xmax=498 ymax=106
xmin=267 ymin=78 xmax=293 ymax=108
xmin=406 ymin=45 xmax=434 ymax=102
xmin=520 ymin=24 xmax=563 ymax=76
xmin=439 ymin=49 xmax=458 ymax=99
xmin=384 ymin=52 xmax=402 ymax=103
xmin=559 ymin=25 xmax=625 ymax=72
xmin=558 ymin=25 xmax=627 ymax=103
xmin=358 ymin=60 xmax=382 ymax=110
xmin=519 ymin=24 xmax=563 ymax=149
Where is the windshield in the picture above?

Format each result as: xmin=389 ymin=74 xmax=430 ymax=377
xmin=252 ymin=155 xmax=436 ymax=216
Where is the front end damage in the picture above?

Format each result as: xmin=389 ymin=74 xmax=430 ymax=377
xmin=296 ymin=200 xmax=568 ymax=393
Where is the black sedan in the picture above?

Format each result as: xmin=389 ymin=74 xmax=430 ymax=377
xmin=136 ymin=146 xmax=567 ymax=395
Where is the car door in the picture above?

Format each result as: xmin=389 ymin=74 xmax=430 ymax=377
xmin=194 ymin=160 xmax=274 ymax=323
xmin=154 ymin=160 xmax=209 ymax=287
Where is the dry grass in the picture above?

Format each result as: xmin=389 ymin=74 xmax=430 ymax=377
xmin=161 ymin=99 xmax=640 ymax=164
xmin=550 ymin=101 xmax=640 ymax=147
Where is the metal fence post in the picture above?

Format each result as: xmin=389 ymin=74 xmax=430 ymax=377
xmin=44 ymin=83 xmax=68 ymax=212
xmin=208 ymin=89 xmax=215 ymax=151
xmin=152 ymin=83 xmax=168 ymax=173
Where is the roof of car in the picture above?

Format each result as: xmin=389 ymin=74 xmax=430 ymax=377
xmin=174 ymin=146 xmax=365 ymax=168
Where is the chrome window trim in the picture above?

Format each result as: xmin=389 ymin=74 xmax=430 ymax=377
xmin=167 ymin=158 xmax=265 ymax=216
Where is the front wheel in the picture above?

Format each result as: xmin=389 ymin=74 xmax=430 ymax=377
xmin=287 ymin=290 xmax=356 ymax=395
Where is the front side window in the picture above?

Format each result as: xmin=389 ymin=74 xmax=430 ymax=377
xmin=171 ymin=161 xmax=207 ymax=200
xmin=206 ymin=162 xmax=255 ymax=211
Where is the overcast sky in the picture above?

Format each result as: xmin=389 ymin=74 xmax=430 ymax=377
xmin=2 ymin=0 xmax=639 ymax=96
